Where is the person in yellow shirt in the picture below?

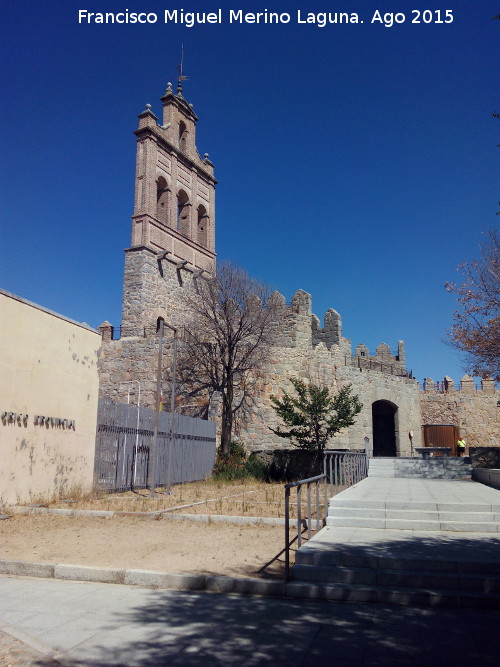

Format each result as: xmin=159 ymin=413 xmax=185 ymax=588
xmin=457 ymin=438 xmax=466 ymax=456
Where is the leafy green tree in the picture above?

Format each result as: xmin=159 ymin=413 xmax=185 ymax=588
xmin=270 ymin=379 xmax=362 ymax=451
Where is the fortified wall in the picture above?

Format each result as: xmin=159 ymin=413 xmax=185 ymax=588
xmin=420 ymin=376 xmax=500 ymax=449
xmin=237 ymin=289 xmax=421 ymax=456
xmin=99 ymin=283 xmax=422 ymax=457
xmin=99 ymin=81 xmax=421 ymax=457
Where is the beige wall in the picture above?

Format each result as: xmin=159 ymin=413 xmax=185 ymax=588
xmin=0 ymin=290 xmax=101 ymax=505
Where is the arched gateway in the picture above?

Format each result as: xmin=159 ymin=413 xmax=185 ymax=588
xmin=372 ymin=400 xmax=398 ymax=457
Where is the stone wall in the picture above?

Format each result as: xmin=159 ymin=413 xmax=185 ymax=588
xmin=420 ymin=384 xmax=500 ymax=450
xmin=239 ymin=339 xmax=421 ymax=455
xmin=99 ymin=284 xmax=421 ymax=456
xmin=120 ymin=247 xmax=201 ymax=333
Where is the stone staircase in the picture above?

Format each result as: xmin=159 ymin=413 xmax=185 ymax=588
xmin=292 ymin=531 xmax=500 ymax=608
xmin=327 ymin=492 xmax=500 ymax=533
xmin=368 ymin=456 xmax=472 ymax=480
xmin=291 ymin=466 xmax=500 ymax=608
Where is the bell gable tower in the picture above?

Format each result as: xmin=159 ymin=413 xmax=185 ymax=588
xmin=121 ymin=81 xmax=216 ymax=332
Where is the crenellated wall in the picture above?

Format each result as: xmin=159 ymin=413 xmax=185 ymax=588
xmin=98 ymin=84 xmax=423 ymax=455
xmin=99 ymin=285 xmax=421 ymax=455
xmin=420 ymin=375 xmax=500 ymax=449
xmin=97 ymin=84 xmax=498 ymax=456
xmin=238 ymin=300 xmax=421 ymax=455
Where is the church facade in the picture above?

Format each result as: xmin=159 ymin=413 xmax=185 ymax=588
xmin=102 ymin=81 xmax=500 ymax=458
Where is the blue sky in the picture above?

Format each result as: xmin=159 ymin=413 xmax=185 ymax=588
xmin=1 ymin=1 xmax=498 ymax=384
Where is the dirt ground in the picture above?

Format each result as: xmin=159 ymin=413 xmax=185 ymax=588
xmin=0 ymin=480 xmax=321 ymax=580
xmin=0 ymin=513 xmax=288 ymax=578
xmin=0 ymin=480 xmax=326 ymax=666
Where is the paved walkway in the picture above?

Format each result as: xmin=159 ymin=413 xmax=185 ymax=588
xmin=299 ymin=478 xmax=500 ymax=565
xmin=1 ymin=575 xmax=500 ymax=666
xmin=331 ymin=477 xmax=500 ymax=508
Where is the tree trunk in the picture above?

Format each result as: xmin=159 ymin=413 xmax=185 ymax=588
xmin=220 ymin=385 xmax=234 ymax=456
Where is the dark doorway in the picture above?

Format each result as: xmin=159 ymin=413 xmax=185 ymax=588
xmin=372 ymin=400 xmax=397 ymax=457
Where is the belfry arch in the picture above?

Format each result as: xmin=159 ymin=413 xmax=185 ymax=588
xmin=372 ymin=400 xmax=398 ymax=457
xmin=177 ymin=189 xmax=190 ymax=237
xmin=197 ymin=204 xmax=208 ymax=247
xmin=156 ymin=176 xmax=170 ymax=226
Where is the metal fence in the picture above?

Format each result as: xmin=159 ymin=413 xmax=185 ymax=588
xmin=323 ymin=449 xmax=369 ymax=497
xmin=94 ymin=398 xmax=217 ymax=493
xmin=284 ymin=449 xmax=369 ymax=579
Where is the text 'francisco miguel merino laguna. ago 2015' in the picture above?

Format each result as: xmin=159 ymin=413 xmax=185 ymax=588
xmin=78 ymin=9 xmax=454 ymax=28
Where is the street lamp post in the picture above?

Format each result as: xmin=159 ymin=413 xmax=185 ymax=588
xmin=121 ymin=381 xmax=141 ymax=489
xmin=149 ymin=319 xmax=178 ymax=498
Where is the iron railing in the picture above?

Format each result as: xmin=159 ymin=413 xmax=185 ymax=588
xmin=284 ymin=473 xmax=327 ymax=579
xmin=284 ymin=449 xmax=369 ymax=580
xmin=323 ymin=449 xmax=369 ymax=497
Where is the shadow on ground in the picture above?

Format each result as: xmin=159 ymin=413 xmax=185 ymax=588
xmin=29 ymin=534 xmax=500 ymax=667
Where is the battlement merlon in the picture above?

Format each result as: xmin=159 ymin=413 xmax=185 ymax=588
xmin=353 ymin=340 xmax=406 ymax=369
xmin=421 ymin=375 xmax=497 ymax=395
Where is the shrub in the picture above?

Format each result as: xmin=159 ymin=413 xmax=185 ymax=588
xmin=212 ymin=442 xmax=270 ymax=481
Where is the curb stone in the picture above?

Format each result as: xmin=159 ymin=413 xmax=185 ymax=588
xmin=10 ymin=505 xmax=298 ymax=526
xmin=2 ymin=559 xmax=499 ymax=609
xmin=0 ymin=559 xmax=288 ymax=599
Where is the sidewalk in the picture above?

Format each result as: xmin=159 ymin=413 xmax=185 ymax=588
xmin=1 ymin=574 xmax=500 ymax=666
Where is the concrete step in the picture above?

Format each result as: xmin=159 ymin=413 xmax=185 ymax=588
xmin=292 ymin=548 xmax=500 ymax=608
xmin=327 ymin=496 xmax=500 ymax=531
xmin=326 ymin=516 xmax=500 ymax=532
xmin=329 ymin=507 xmax=500 ymax=522
xmin=292 ymin=563 xmax=500 ymax=593
xmin=329 ymin=499 xmax=500 ymax=513
xmin=368 ymin=459 xmax=397 ymax=478
xmin=368 ymin=457 xmax=472 ymax=480
xmin=287 ymin=579 xmax=500 ymax=609
xmin=290 ymin=564 xmax=500 ymax=609
xmin=295 ymin=547 xmax=500 ymax=575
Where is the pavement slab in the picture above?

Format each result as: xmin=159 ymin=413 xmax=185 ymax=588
xmin=1 ymin=575 xmax=500 ymax=665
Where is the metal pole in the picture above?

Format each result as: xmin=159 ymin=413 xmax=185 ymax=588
xmin=315 ymin=480 xmax=320 ymax=530
xmin=150 ymin=319 xmax=164 ymax=498
xmin=307 ymin=483 xmax=312 ymax=540
xmin=285 ymin=486 xmax=290 ymax=580
xmin=166 ymin=330 xmax=178 ymax=494
xmin=297 ymin=487 xmax=302 ymax=548
xmin=121 ymin=381 xmax=142 ymax=489
xmin=133 ymin=383 xmax=141 ymax=488
xmin=324 ymin=475 xmax=328 ymax=526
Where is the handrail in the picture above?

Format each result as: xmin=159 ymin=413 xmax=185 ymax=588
xmin=284 ymin=449 xmax=369 ymax=580
xmin=284 ymin=473 xmax=327 ymax=580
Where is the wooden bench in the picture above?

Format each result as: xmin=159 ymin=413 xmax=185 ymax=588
xmin=415 ymin=447 xmax=452 ymax=459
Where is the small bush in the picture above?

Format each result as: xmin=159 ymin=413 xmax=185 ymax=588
xmin=213 ymin=442 xmax=270 ymax=482
xmin=245 ymin=454 xmax=270 ymax=481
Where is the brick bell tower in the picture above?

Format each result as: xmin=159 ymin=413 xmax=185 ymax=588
xmin=120 ymin=78 xmax=216 ymax=333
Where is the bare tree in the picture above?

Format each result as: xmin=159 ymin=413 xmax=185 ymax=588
xmin=178 ymin=262 xmax=277 ymax=455
xmin=445 ymin=230 xmax=500 ymax=379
